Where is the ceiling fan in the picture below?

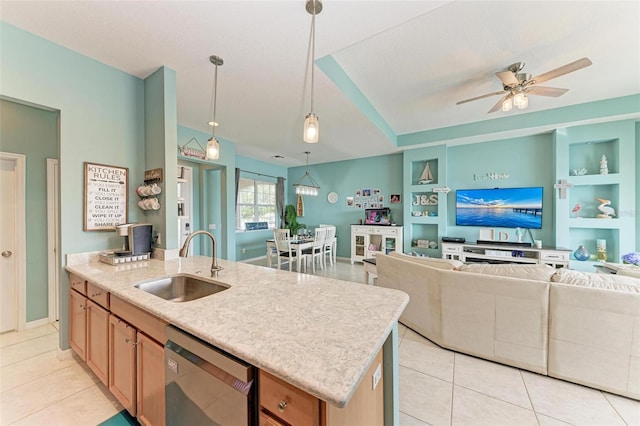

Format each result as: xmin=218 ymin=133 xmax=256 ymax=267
xmin=456 ymin=57 xmax=592 ymax=113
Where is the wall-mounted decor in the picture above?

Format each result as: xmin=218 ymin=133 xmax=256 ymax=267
xmin=178 ymin=137 xmax=206 ymax=160
xmin=327 ymin=192 xmax=338 ymax=204
xmin=346 ymin=197 xmax=354 ymax=207
xmin=473 ymin=172 xmax=510 ymax=181
xmin=84 ymin=162 xmax=128 ymax=231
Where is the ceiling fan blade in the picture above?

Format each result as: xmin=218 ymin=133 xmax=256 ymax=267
xmin=488 ymin=93 xmax=512 ymax=113
xmin=495 ymin=70 xmax=519 ymax=87
xmin=532 ymin=57 xmax=592 ymax=85
xmin=456 ymin=90 xmax=505 ymax=105
xmin=527 ymin=86 xmax=569 ymax=97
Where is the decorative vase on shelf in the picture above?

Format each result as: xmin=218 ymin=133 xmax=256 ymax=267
xmin=574 ymin=245 xmax=590 ymax=261
xmin=596 ymin=239 xmax=607 ymax=262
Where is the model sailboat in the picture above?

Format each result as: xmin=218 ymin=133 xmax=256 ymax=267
xmin=418 ymin=162 xmax=433 ymax=184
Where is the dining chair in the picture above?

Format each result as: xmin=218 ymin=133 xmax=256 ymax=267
xmin=303 ymin=227 xmax=327 ymax=273
xmin=321 ymin=225 xmax=337 ymax=268
xmin=273 ymin=228 xmax=305 ymax=272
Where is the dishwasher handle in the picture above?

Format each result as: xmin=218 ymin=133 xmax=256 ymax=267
xmin=166 ymin=340 xmax=254 ymax=396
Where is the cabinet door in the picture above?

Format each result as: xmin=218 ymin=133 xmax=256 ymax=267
xmin=109 ymin=315 xmax=137 ymax=416
xmin=87 ymin=300 xmax=109 ymax=385
xmin=136 ymin=332 xmax=165 ymax=426
xmin=69 ymin=290 xmax=87 ymax=361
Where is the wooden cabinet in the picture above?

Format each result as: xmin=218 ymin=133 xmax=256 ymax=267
xmin=137 ymin=332 xmax=165 ymax=426
xmin=110 ymin=294 xmax=167 ymax=425
xmin=86 ymin=300 xmax=109 ymax=385
xmin=350 ymin=225 xmax=403 ymax=264
xmin=69 ymin=287 xmax=87 ymax=361
xmin=109 ymin=314 xmax=137 ymax=416
xmin=69 ymin=273 xmax=166 ymax=426
xmin=259 ymin=349 xmax=384 ymax=426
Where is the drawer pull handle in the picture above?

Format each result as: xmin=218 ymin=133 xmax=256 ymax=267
xmin=91 ymin=292 xmax=102 ymax=297
xmin=125 ymin=338 xmax=139 ymax=346
xmin=277 ymin=401 xmax=287 ymax=412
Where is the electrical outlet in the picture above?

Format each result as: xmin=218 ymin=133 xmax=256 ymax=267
xmin=209 ymin=224 xmax=216 ymax=230
xmin=157 ymin=233 xmax=162 ymax=246
xmin=372 ymin=363 xmax=381 ymax=390
xmin=242 ymin=248 xmax=246 ymax=254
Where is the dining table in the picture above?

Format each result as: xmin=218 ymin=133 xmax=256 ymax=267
xmin=265 ymin=238 xmax=314 ymax=270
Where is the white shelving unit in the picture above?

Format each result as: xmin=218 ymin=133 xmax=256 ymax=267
xmin=351 ymin=225 xmax=403 ymax=264
xmin=177 ymin=166 xmax=193 ymax=251
xmin=441 ymin=241 xmax=571 ymax=268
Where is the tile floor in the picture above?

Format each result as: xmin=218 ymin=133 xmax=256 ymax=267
xmin=1 ymin=258 xmax=638 ymax=425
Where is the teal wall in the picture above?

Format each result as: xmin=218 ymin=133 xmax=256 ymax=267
xmin=637 ymin=121 xmax=640 ymax=252
xmin=0 ymin=100 xmax=58 ymax=321
xmin=445 ymin=134 xmax=556 ymax=245
xmin=235 ymin=155 xmax=288 ymax=261
xmin=287 ymin=154 xmax=404 ymax=258
xmin=1 ymin=22 xmax=145 ymax=346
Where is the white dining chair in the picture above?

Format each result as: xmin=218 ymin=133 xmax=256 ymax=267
xmin=303 ymin=227 xmax=327 ymax=273
xmin=321 ymin=225 xmax=337 ymax=268
xmin=273 ymin=228 xmax=306 ymax=272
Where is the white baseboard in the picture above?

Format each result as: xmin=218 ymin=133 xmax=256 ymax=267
xmin=57 ymin=347 xmax=74 ymax=361
xmin=25 ymin=317 xmax=50 ymax=329
xmin=240 ymin=255 xmax=268 ymax=263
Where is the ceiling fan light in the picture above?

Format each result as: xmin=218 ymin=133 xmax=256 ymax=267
xmin=516 ymin=95 xmax=529 ymax=109
xmin=502 ymin=98 xmax=513 ymax=112
xmin=206 ymin=137 xmax=220 ymax=160
xmin=513 ymin=92 xmax=526 ymax=108
xmin=303 ymin=113 xmax=319 ymax=143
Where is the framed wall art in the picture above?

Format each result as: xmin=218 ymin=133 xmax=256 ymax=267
xmin=84 ymin=162 xmax=129 ymax=231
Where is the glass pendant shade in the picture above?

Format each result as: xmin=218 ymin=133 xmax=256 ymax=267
xmin=513 ymin=92 xmax=526 ymax=108
xmin=206 ymin=137 xmax=220 ymax=160
xmin=303 ymin=113 xmax=319 ymax=143
xmin=516 ymin=95 xmax=528 ymax=109
xmin=502 ymin=98 xmax=513 ymax=112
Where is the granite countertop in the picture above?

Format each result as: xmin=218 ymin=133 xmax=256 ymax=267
xmin=65 ymin=256 xmax=409 ymax=408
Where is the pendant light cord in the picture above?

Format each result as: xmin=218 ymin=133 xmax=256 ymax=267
xmin=211 ymin=63 xmax=219 ymax=139
xmin=309 ymin=1 xmax=316 ymax=113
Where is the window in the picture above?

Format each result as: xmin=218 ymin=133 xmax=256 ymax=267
xmin=237 ymin=177 xmax=277 ymax=230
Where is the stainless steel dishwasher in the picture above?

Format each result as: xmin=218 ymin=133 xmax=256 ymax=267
xmin=165 ymin=325 xmax=257 ymax=425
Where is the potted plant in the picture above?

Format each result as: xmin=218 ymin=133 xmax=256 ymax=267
xmin=285 ymin=204 xmax=306 ymax=236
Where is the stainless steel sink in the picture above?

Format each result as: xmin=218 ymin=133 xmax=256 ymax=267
xmin=135 ymin=275 xmax=228 ymax=302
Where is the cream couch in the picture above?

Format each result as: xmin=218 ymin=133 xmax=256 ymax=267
xmin=376 ymin=252 xmax=640 ymax=400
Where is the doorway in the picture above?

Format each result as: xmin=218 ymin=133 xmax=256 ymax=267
xmin=0 ymin=153 xmax=26 ymax=332
xmin=47 ymin=158 xmax=60 ymax=322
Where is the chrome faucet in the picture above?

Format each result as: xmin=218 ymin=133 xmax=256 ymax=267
xmin=179 ymin=230 xmax=223 ymax=276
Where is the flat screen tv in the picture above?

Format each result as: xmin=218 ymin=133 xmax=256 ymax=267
xmin=456 ymin=187 xmax=543 ymax=229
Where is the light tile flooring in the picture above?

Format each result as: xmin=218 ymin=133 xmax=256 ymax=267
xmin=1 ymin=258 xmax=638 ymax=425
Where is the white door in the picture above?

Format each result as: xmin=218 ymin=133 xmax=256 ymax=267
xmin=0 ymin=158 xmax=18 ymax=332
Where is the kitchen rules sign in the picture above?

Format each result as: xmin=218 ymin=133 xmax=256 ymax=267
xmin=84 ymin=162 xmax=129 ymax=231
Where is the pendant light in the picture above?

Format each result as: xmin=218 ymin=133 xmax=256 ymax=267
xmin=206 ymin=55 xmax=223 ymax=160
xmin=303 ymin=0 xmax=322 ymax=144
xmin=293 ymin=151 xmax=320 ymax=196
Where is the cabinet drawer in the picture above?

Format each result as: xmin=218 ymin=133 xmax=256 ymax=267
xmin=540 ymin=251 xmax=570 ymax=261
xmin=87 ymin=282 xmax=109 ymax=309
xmin=259 ymin=410 xmax=287 ymax=426
xmin=442 ymin=245 xmax=462 ymax=254
xmin=110 ymin=295 xmax=167 ymax=345
xmin=70 ymin=274 xmax=87 ymax=295
xmin=259 ymin=370 xmax=320 ymax=426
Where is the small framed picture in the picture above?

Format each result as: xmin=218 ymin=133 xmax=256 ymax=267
xmin=362 ymin=188 xmax=371 ymax=197
xmin=390 ymin=194 xmax=401 ymax=203
xmin=378 ymin=195 xmax=384 ymax=202
xmin=373 ymin=188 xmax=380 ymax=195
xmin=354 ymin=203 xmax=362 ymax=209
xmin=346 ymin=197 xmax=354 ymax=207
xmin=355 ymin=189 xmax=361 ymax=197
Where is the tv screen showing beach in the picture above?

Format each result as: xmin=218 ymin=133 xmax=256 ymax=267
xmin=456 ymin=187 xmax=543 ymax=229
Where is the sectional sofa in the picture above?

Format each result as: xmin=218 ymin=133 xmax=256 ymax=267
xmin=376 ymin=252 xmax=640 ymax=400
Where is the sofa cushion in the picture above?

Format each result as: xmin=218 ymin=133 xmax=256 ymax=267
xmin=551 ymin=268 xmax=640 ymax=293
xmin=618 ymin=268 xmax=640 ymax=279
xmin=458 ymin=263 xmax=556 ymax=282
xmin=387 ymin=251 xmax=464 ymax=270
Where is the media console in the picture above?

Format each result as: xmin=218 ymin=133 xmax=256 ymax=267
xmin=441 ymin=241 xmax=571 ymax=268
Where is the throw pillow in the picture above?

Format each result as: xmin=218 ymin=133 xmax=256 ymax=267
xmin=387 ymin=251 xmax=464 ymax=270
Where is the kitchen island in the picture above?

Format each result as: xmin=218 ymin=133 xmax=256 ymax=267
xmin=65 ymin=255 xmax=409 ymax=425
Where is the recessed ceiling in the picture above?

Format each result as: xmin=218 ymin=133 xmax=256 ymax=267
xmin=1 ymin=1 xmax=638 ymax=166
